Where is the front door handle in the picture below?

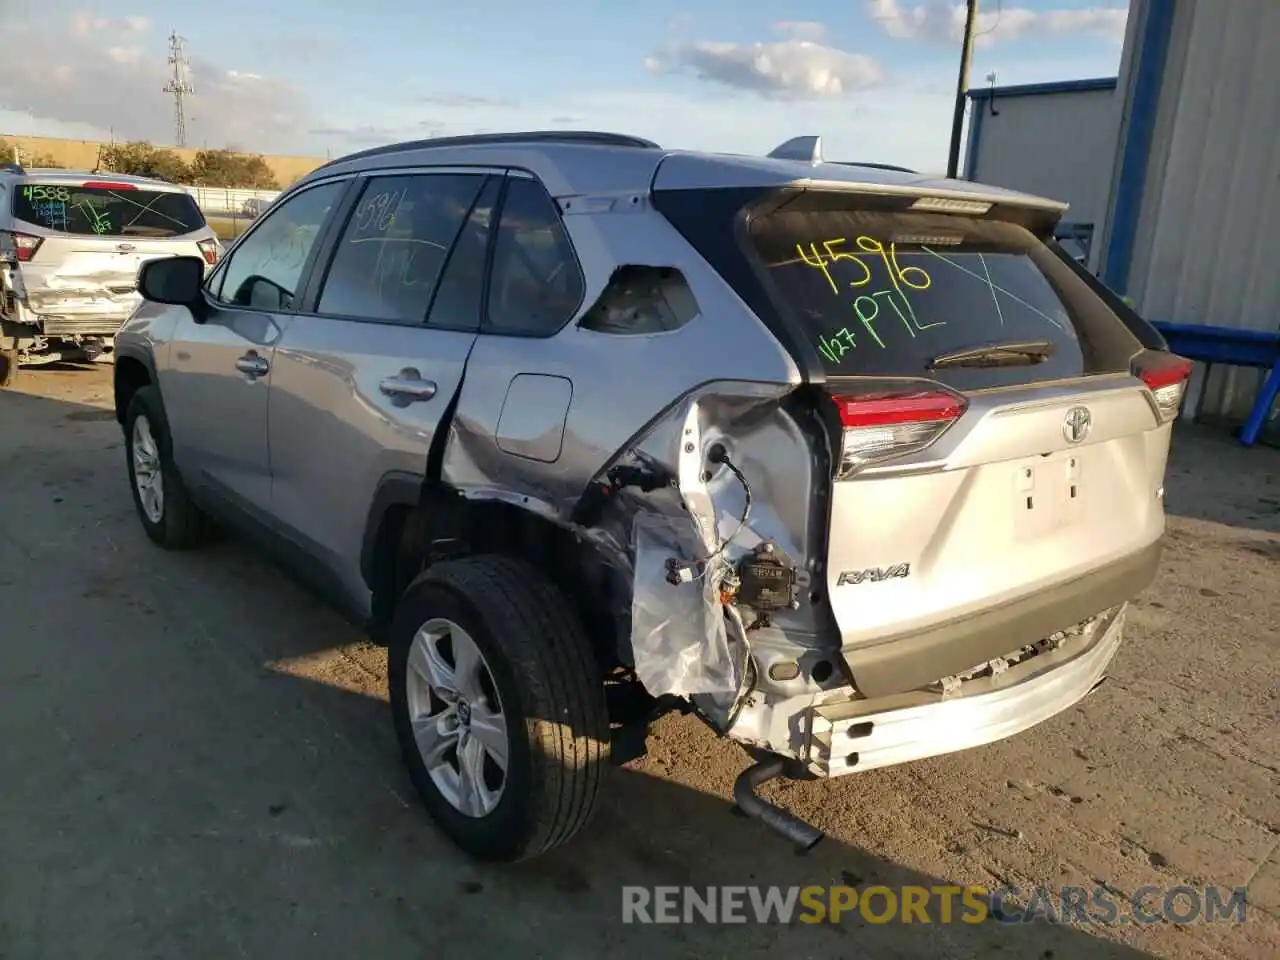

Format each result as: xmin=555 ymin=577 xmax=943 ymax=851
xmin=379 ymin=368 xmax=437 ymax=403
xmin=235 ymin=352 xmax=270 ymax=379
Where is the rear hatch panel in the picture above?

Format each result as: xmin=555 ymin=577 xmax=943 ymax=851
xmin=656 ymin=178 xmax=1181 ymax=698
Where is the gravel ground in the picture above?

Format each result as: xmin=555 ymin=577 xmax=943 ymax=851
xmin=1 ymin=364 xmax=1277 ymax=959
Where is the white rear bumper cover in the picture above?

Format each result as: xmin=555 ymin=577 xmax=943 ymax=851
xmin=806 ymin=605 xmax=1125 ymax=776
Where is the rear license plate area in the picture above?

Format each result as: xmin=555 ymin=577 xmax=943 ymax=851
xmin=1014 ymin=452 xmax=1084 ymax=539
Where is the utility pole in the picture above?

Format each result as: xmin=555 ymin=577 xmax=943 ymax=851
xmin=163 ymin=31 xmax=195 ymax=147
xmin=946 ymin=0 xmax=980 ymax=179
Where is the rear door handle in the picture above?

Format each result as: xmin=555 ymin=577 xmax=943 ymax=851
xmin=235 ymin=352 xmax=269 ymax=379
xmin=379 ymin=369 xmax=437 ymax=403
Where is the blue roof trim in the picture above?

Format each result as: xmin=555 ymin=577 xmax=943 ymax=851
xmin=967 ymin=77 xmax=1118 ymax=100
xmin=1102 ymin=0 xmax=1175 ymax=294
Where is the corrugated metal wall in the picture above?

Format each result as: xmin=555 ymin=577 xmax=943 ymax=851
xmin=1123 ymin=0 xmax=1280 ymax=418
xmin=970 ymin=88 xmax=1119 ymax=230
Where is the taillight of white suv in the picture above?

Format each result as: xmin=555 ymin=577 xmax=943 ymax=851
xmin=1132 ymin=351 xmax=1194 ymax=423
xmin=829 ymin=384 xmax=968 ymax=478
xmin=2 ymin=231 xmax=43 ymax=262
xmin=197 ymin=238 xmax=221 ymax=266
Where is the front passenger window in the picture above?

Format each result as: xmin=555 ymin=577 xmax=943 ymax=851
xmin=213 ymin=181 xmax=343 ymax=310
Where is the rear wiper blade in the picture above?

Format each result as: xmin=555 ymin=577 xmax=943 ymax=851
xmin=928 ymin=339 xmax=1057 ymax=370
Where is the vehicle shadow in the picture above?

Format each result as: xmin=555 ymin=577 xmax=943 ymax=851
xmin=261 ymin=673 xmax=1162 ymax=960
xmin=1163 ymin=422 xmax=1280 ymax=535
xmin=0 ymin=378 xmax=1171 ymax=958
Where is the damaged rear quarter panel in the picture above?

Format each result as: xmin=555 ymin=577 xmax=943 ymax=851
xmin=441 ymin=201 xmax=837 ymax=720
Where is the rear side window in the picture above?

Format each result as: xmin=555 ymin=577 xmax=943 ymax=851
xmin=426 ymin=176 xmax=500 ymax=330
xmin=317 ymin=173 xmax=486 ymax=324
xmin=485 ymin=178 xmax=583 ymax=336
xmin=13 ymin=182 xmax=205 ymax=238
xmin=750 ymin=206 xmax=1138 ymax=389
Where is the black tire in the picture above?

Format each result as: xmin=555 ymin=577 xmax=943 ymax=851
xmin=389 ymin=555 xmax=610 ymax=862
xmin=123 ymin=385 xmax=212 ymax=549
xmin=0 ymin=349 xmax=18 ymax=389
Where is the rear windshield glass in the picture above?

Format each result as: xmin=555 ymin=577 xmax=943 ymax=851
xmin=13 ymin=183 xmax=206 ymax=238
xmin=749 ymin=206 xmax=1137 ymax=389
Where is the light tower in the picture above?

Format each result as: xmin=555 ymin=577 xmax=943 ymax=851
xmin=163 ymin=31 xmax=194 ymax=147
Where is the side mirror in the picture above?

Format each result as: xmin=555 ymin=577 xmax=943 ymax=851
xmin=137 ymin=255 xmax=208 ymax=320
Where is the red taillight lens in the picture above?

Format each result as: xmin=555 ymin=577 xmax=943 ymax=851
xmin=197 ymin=238 xmax=220 ymax=266
xmin=4 ymin=231 xmax=43 ymax=262
xmin=830 ymin=386 xmax=968 ymax=477
xmin=1133 ymin=351 xmax=1193 ymax=424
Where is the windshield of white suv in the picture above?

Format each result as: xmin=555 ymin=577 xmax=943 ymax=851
xmin=749 ymin=205 xmax=1138 ymax=389
xmin=13 ymin=183 xmax=206 ymax=238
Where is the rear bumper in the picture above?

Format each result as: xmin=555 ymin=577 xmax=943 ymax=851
xmin=841 ymin=540 xmax=1162 ymax=698
xmin=807 ymin=604 xmax=1126 ymax=776
xmin=39 ymin=315 xmax=129 ymax=337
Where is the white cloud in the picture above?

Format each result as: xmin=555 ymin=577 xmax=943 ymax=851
xmin=868 ymin=0 xmax=1128 ymax=46
xmin=645 ymin=30 xmax=883 ymax=99
xmin=0 ymin=12 xmax=315 ymax=152
xmin=770 ymin=20 xmax=829 ymax=42
xmin=70 ymin=12 xmax=152 ymax=38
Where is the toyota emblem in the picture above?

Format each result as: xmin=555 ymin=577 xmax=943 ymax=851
xmin=1063 ymin=406 xmax=1092 ymax=444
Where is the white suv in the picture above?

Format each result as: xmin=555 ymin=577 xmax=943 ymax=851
xmin=0 ymin=166 xmax=221 ymax=385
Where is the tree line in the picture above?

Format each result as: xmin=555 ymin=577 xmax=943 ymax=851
xmin=1 ymin=139 xmax=280 ymax=189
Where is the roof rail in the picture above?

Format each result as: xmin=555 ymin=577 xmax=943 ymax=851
xmin=316 ymin=130 xmax=661 ymax=172
xmin=0 ymin=162 xmax=26 ymax=175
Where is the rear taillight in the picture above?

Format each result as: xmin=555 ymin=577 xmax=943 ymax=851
xmin=3 ymin=231 xmax=43 ymax=262
xmin=1133 ymin=351 xmax=1193 ymax=424
xmin=830 ymin=385 xmax=968 ymax=478
xmin=197 ymin=238 xmax=221 ymax=266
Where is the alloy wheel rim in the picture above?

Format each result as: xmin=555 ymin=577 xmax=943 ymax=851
xmin=131 ymin=415 xmax=164 ymax=524
xmin=405 ymin=618 xmax=509 ymax=818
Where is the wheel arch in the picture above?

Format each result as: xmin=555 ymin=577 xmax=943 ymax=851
xmin=114 ymin=348 xmax=159 ymax=425
xmin=362 ymin=477 xmax=630 ymax=671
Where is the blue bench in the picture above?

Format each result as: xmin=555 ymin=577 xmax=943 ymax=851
xmin=1150 ymin=321 xmax=1280 ymax=446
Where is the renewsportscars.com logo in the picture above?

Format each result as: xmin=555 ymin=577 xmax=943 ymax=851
xmin=621 ymin=884 xmax=1249 ymax=926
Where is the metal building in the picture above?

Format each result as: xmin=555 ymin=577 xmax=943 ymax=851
xmin=966 ymin=0 xmax=1280 ymax=423
xmin=965 ymin=77 xmax=1120 ymax=265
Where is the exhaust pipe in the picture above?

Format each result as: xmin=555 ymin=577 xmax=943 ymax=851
xmin=733 ymin=757 xmax=824 ymax=851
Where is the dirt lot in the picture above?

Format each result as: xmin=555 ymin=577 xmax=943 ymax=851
xmin=1 ymin=365 xmax=1277 ymax=959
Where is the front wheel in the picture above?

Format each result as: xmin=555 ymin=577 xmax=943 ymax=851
xmin=124 ymin=386 xmax=212 ymax=549
xmin=0 ymin=348 xmax=18 ymax=389
xmin=389 ymin=555 xmax=610 ymax=861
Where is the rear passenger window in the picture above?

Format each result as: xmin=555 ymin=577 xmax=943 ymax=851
xmin=317 ymin=173 xmax=486 ymax=324
xmin=426 ymin=177 xmax=499 ymax=330
xmin=485 ymin=178 xmax=583 ymax=336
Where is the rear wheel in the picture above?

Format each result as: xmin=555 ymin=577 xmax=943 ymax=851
xmin=389 ymin=555 xmax=610 ymax=861
xmin=124 ymin=386 xmax=212 ymax=549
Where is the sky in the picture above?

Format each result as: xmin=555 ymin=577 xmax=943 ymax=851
xmin=0 ymin=0 xmax=1130 ymax=172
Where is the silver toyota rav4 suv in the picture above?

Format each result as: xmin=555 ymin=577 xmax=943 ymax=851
xmin=0 ymin=166 xmax=222 ymax=385
xmin=112 ymin=131 xmax=1188 ymax=862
